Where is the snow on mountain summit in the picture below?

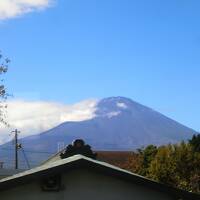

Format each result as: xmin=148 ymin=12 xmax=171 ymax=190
xmin=94 ymin=96 xmax=153 ymax=118
xmin=95 ymin=97 xmax=133 ymax=117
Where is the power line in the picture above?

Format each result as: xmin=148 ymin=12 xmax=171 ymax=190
xmin=0 ymin=131 xmax=56 ymax=169
xmin=0 ymin=147 xmax=55 ymax=154
xmin=23 ymin=149 xmax=55 ymax=154
xmin=21 ymin=147 xmax=30 ymax=169
xmin=0 ymin=147 xmax=55 ymax=169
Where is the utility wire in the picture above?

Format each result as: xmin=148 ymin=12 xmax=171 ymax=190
xmin=0 ymin=144 xmax=56 ymax=169
xmin=20 ymin=146 xmax=30 ymax=169
xmin=0 ymin=147 xmax=55 ymax=154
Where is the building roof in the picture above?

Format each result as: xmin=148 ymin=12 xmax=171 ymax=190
xmin=42 ymin=149 xmax=133 ymax=167
xmin=0 ymin=155 xmax=199 ymax=199
xmin=0 ymin=169 xmax=24 ymax=179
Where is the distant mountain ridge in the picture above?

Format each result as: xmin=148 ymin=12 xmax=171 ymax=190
xmin=0 ymin=97 xmax=197 ymax=168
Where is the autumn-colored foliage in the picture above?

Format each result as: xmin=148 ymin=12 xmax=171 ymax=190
xmin=126 ymin=134 xmax=200 ymax=194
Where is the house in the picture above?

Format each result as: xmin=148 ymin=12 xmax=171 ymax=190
xmin=0 ymin=154 xmax=199 ymax=200
xmin=42 ymin=148 xmax=133 ymax=168
xmin=0 ymin=160 xmax=24 ymax=180
xmin=0 ymin=169 xmax=24 ymax=180
xmin=42 ymin=139 xmax=134 ymax=168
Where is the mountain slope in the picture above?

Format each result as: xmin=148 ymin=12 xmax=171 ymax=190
xmin=0 ymin=97 xmax=197 ymax=168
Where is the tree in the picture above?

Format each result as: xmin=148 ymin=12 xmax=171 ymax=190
xmin=189 ymin=134 xmax=200 ymax=152
xmin=0 ymin=52 xmax=10 ymax=125
xmin=60 ymin=139 xmax=97 ymax=159
xmin=127 ymin=140 xmax=200 ymax=193
xmin=148 ymin=144 xmax=177 ymax=186
xmin=137 ymin=145 xmax=157 ymax=176
xmin=123 ymin=152 xmax=142 ymax=173
xmin=143 ymin=142 xmax=200 ymax=193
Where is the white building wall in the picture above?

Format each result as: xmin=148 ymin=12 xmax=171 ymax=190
xmin=0 ymin=169 xmax=174 ymax=200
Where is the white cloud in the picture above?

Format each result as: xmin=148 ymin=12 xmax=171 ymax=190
xmin=0 ymin=0 xmax=54 ymax=20
xmin=0 ymin=99 xmax=98 ymax=144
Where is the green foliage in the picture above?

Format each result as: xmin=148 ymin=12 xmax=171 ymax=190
xmin=189 ymin=134 xmax=200 ymax=152
xmin=148 ymin=145 xmax=177 ymax=185
xmin=137 ymin=145 xmax=157 ymax=176
xmin=130 ymin=135 xmax=200 ymax=194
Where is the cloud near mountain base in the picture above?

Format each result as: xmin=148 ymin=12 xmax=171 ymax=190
xmin=0 ymin=99 xmax=97 ymax=144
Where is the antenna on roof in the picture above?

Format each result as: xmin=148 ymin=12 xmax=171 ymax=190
xmin=57 ymin=142 xmax=65 ymax=153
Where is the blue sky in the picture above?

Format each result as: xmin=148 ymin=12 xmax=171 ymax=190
xmin=0 ymin=0 xmax=200 ymax=131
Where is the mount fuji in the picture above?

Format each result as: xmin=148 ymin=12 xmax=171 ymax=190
xmin=0 ymin=97 xmax=197 ymax=168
